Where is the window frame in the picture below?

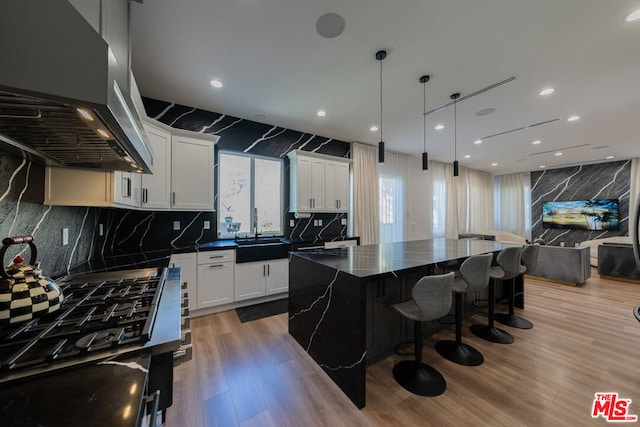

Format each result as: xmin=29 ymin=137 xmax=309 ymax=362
xmin=217 ymin=150 xmax=284 ymax=239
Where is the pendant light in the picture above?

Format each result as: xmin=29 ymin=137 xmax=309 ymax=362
xmin=376 ymin=50 xmax=387 ymax=164
xmin=420 ymin=75 xmax=430 ymax=171
xmin=451 ymin=93 xmax=460 ymax=177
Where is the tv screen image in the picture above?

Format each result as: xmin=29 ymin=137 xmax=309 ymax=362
xmin=542 ymin=199 xmax=619 ymax=231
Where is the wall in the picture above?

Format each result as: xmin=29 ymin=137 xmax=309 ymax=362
xmin=95 ymin=97 xmax=353 ymax=253
xmin=0 ymin=152 xmax=98 ymax=278
xmin=530 ymin=160 xmax=630 ymax=247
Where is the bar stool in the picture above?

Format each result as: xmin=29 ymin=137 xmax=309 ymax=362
xmin=495 ymin=244 xmax=538 ymax=329
xmin=435 ymin=253 xmax=494 ymax=366
xmin=470 ymin=246 xmax=522 ymax=344
xmin=391 ymin=271 xmax=455 ymax=397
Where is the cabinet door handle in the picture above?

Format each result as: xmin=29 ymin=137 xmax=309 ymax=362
xmin=267 ymin=264 xmax=270 ymax=276
xmin=209 ymin=264 xmax=225 ymax=268
xmin=263 ymin=264 xmax=266 ymax=276
xmin=142 ymin=188 xmax=148 ymax=204
xmin=173 ymin=192 xmax=176 ymax=205
xmin=309 ymin=198 xmax=313 ymax=208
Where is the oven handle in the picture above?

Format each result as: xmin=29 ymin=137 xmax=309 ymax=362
xmin=146 ymin=390 xmax=161 ymax=427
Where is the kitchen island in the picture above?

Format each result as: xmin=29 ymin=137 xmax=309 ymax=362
xmin=288 ymin=238 xmax=520 ymax=408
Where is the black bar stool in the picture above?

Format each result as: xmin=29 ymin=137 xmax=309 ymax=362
xmin=391 ymin=271 xmax=455 ymax=397
xmin=470 ymin=246 xmax=522 ymax=344
xmin=495 ymin=244 xmax=538 ymax=329
xmin=436 ymin=253 xmax=493 ymax=366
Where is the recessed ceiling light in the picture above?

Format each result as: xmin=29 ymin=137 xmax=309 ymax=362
xmin=555 ymin=152 xmax=563 ymax=156
xmin=567 ymin=115 xmax=580 ymax=122
xmin=532 ymin=140 xmax=542 ymax=145
xmin=370 ymin=126 xmax=378 ymax=132
xmin=474 ymin=139 xmax=482 ymax=145
xmin=317 ymin=110 xmax=326 ymax=117
xmin=606 ymin=155 xmax=615 ymax=159
xmin=464 ymin=155 xmax=471 ymax=159
xmin=210 ymin=79 xmax=223 ymax=88
xmin=435 ymin=124 xmax=444 ymax=130
xmin=539 ymin=88 xmax=555 ymax=96
xmin=626 ymin=8 xmax=640 ymax=22
xmin=254 ymin=114 xmax=265 ymax=120
xmin=491 ymin=162 xmax=498 ymax=167
xmin=539 ymin=165 xmax=546 ymax=168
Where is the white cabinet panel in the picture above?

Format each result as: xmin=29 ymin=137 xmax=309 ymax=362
xmin=171 ymin=133 xmax=215 ymax=211
xmin=336 ymin=161 xmax=350 ymax=213
xmin=170 ymin=253 xmax=197 ymax=310
xmin=265 ymin=258 xmax=289 ymax=295
xmin=234 ymin=262 xmax=267 ymax=301
xmin=141 ymin=122 xmax=171 ymax=210
xmin=197 ymin=261 xmax=234 ymax=309
xmin=45 ymin=167 xmax=113 ymax=207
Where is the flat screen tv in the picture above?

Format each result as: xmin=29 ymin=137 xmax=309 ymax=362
xmin=542 ymin=199 xmax=619 ymax=231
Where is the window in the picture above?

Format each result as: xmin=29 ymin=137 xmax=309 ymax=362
xmin=218 ymin=152 xmax=282 ymax=238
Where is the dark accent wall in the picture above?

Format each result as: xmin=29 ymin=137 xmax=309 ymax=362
xmin=0 ymin=152 xmax=98 ymax=278
xmin=94 ymin=97 xmax=352 ymax=253
xmin=530 ymin=160 xmax=630 ymax=247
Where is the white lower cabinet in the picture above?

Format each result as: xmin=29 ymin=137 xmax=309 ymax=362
xmin=197 ymin=250 xmax=235 ymax=309
xmin=171 ymin=250 xmax=288 ymax=312
xmin=234 ymin=258 xmax=289 ymax=302
xmin=265 ymin=259 xmax=289 ymax=295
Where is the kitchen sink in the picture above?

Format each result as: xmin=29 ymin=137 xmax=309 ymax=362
xmin=235 ymin=238 xmax=291 ymax=263
xmin=235 ymin=237 xmax=285 ymax=246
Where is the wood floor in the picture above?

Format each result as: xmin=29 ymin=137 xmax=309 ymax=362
xmin=168 ymin=270 xmax=640 ymax=426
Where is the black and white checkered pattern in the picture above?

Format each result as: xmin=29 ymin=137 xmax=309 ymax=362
xmin=0 ymin=266 xmax=63 ymax=325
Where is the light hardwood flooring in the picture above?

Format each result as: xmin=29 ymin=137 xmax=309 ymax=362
xmin=168 ymin=270 xmax=640 ymax=426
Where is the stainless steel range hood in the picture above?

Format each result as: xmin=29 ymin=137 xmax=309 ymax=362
xmin=0 ymin=0 xmax=152 ymax=173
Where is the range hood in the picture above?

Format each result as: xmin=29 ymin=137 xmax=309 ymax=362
xmin=0 ymin=0 xmax=152 ymax=173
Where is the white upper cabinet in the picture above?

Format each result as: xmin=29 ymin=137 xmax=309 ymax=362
xmin=45 ymin=119 xmax=217 ymax=211
xmin=140 ymin=122 xmax=172 ymax=210
xmin=287 ymin=150 xmax=351 ymax=213
xmin=171 ymin=132 xmax=215 ymax=211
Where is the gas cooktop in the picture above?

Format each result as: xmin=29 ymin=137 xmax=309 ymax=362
xmin=0 ymin=267 xmax=167 ymax=383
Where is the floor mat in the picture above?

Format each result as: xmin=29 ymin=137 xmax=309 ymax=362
xmin=235 ymin=298 xmax=288 ymax=323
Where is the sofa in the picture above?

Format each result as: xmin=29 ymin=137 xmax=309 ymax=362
xmin=578 ymin=236 xmax=632 ymax=267
xmin=477 ymin=230 xmax=528 ymax=245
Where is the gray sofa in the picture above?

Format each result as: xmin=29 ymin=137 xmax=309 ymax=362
xmin=527 ymin=245 xmax=591 ymax=286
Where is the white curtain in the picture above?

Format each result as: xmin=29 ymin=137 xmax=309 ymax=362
xmin=467 ymin=168 xmax=494 ymax=233
xmin=352 ymin=142 xmax=380 ymax=245
xmin=630 ymin=158 xmax=640 ymax=237
xmin=444 ymin=163 xmax=460 ymax=238
xmin=379 ymin=150 xmax=409 ymax=243
xmin=494 ymin=172 xmax=531 ymax=239
xmin=431 ymin=162 xmax=447 ymax=237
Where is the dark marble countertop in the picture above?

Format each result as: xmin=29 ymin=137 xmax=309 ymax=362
xmin=291 ymin=238 xmax=517 ymax=279
xmin=0 ymin=352 xmax=150 ymax=427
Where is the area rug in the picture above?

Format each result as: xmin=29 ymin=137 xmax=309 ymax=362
xmin=235 ymin=298 xmax=288 ymax=323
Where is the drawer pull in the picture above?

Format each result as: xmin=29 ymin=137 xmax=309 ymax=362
xmin=209 ymin=264 xmax=225 ymax=268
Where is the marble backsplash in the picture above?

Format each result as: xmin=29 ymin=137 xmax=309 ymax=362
xmin=530 ymin=160 xmax=630 ymax=247
xmin=0 ymin=152 xmax=98 ymax=278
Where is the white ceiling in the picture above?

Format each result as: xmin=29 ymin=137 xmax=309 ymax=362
xmin=130 ymin=0 xmax=640 ymax=175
